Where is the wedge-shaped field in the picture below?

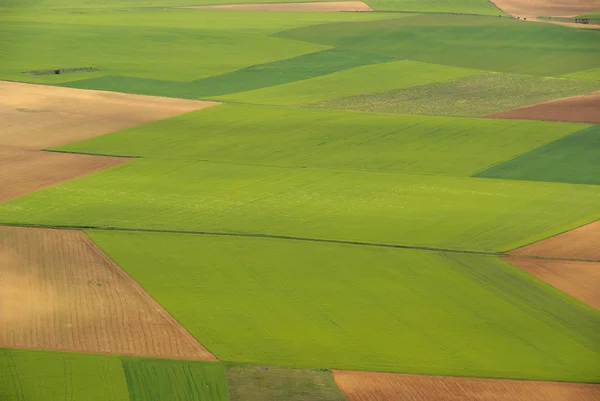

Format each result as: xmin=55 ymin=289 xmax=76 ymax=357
xmin=334 ymin=370 xmax=600 ymax=401
xmin=365 ymin=0 xmax=502 ymax=14
xmin=0 ymin=226 xmax=214 ymax=360
xmin=184 ymin=2 xmax=373 ymax=12
xmin=226 ymin=364 xmax=346 ymax=401
xmin=214 ymin=60 xmax=481 ymax=105
xmin=309 ymin=73 xmax=600 ymax=117
xmin=122 ymin=357 xmax=228 ymax=401
xmin=87 ymin=231 xmax=600 ymax=381
xmin=2 ymin=160 xmax=599 ymax=252
xmin=54 ymin=105 xmax=586 ymax=177
xmin=563 ymin=67 xmax=600 ymax=81
xmin=476 ymin=125 xmax=600 ymax=185
xmin=277 ymin=14 xmax=600 ymax=76
xmin=64 ymin=48 xmax=393 ymax=99
xmin=0 ymin=348 xmax=130 ymax=401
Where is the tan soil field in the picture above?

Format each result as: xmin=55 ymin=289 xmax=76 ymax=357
xmin=510 ymin=220 xmax=600 ymax=261
xmin=181 ymin=1 xmax=372 ymax=12
xmin=0 ymin=226 xmax=216 ymax=360
xmin=0 ymin=149 xmax=129 ymax=202
xmin=490 ymin=0 xmax=600 ymax=19
xmin=487 ymin=93 xmax=600 ymax=124
xmin=0 ymin=80 xmax=219 ymax=149
xmin=334 ymin=370 xmax=600 ymax=401
xmin=503 ymin=257 xmax=600 ymax=309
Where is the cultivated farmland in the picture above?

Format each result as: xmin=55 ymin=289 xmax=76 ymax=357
xmin=2 ymin=0 xmax=600 ymax=399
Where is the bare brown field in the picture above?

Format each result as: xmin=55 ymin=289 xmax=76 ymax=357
xmin=0 ymin=149 xmax=129 ymax=202
xmin=334 ymin=370 xmax=600 ymax=401
xmin=510 ymin=220 xmax=600 ymax=261
xmin=0 ymin=226 xmax=216 ymax=360
xmin=490 ymin=0 xmax=600 ymax=19
xmin=487 ymin=93 xmax=600 ymax=124
xmin=181 ymin=1 xmax=372 ymax=12
xmin=0 ymin=80 xmax=219 ymax=149
xmin=503 ymin=257 xmax=600 ymax=309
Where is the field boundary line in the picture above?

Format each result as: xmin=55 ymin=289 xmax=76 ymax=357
xmin=2 ymin=223 xmax=598 ymax=263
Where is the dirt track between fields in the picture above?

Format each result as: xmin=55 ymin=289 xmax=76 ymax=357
xmin=0 ymin=81 xmax=219 ymax=202
xmin=487 ymin=93 xmax=600 ymax=124
xmin=180 ymin=1 xmax=372 ymax=12
xmin=503 ymin=257 xmax=599 ymax=309
xmin=334 ymin=370 xmax=600 ymax=401
xmin=0 ymin=226 xmax=216 ymax=360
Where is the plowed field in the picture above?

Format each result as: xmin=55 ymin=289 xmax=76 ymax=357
xmin=182 ymin=2 xmax=372 ymax=12
xmin=503 ymin=257 xmax=600 ymax=309
xmin=487 ymin=93 xmax=600 ymax=124
xmin=509 ymin=220 xmax=600 ymax=261
xmin=0 ymin=226 xmax=215 ymax=360
xmin=334 ymin=371 xmax=600 ymax=401
xmin=490 ymin=0 xmax=600 ymax=19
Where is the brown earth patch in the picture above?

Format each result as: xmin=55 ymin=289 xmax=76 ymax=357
xmin=509 ymin=220 xmax=600 ymax=261
xmin=334 ymin=370 xmax=600 ymax=401
xmin=0 ymin=226 xmax=216 ymax=360
xmin=503 ymin=258 xmax=600 ymax=309
xmin=487 ymin=93 xmax=600 ymax=124
xmin=181 ymin=1 xmax=372 ymax=12
xmin=490 ymin=0 xmax=600 ymax=19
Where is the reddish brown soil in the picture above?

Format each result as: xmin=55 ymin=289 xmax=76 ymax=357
xmin=510 ymin=220 xmax=600 ymax=262
xmin=334 ymin=370 xmax=600 ymax=401
xmin=487 ymin=93 xmax=600 ymax=124
xmin=503 ymin=257 xmax=600 ymax=309
xmin=0 ymin=226 xmax=216 ymax=360
xmin=181 ymin=1 xmax=372 ymax=12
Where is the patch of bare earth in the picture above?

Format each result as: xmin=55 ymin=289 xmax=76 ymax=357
xmin=0 ymin=226 xmax=216 ymax=360
xmin=334 ymin=371 xmax=600 ymax=401
xmin=487 ymin=93 xmax=600 ymax=124
xmin=180 ymin=1 xmax=372 ymax=12
xmin=503 ymin=258 xmax=600 ymax=309
xmin=0 ymin=80 xmax=219 ymax=202
xmin=490 ymin=0 xmax=600 ymax=28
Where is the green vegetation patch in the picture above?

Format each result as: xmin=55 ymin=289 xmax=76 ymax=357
xmin=277 ymin=14 xmax=600 ymax=76
xmin=366 ymin=0 xmax=502 ymax=14
xmin=2 ymin=160 xmax=599 ymax=252
xmin=56 ymin=104 xmax=585 ymax=177
xmin=122 ymin=357 xmax=228 ymax=401
xmin=475 ymin=125 xmax=600 ymax=186
xmin=226 ymin=364 xmax=345 ymax=401
xmin=309 ymin=73 xmax=600 ymax=117
xmin=215 ymin=60 xmax=481 ymax=105
xmin=87 ymin=231 xmax=600 ymax=381
xmin=63 ymin=49 xmax=394 ymax=98
xmin=562 ymin=67 xmax=600 ymax=81
xmin=0 ymin=348 xmax=129 ymax=401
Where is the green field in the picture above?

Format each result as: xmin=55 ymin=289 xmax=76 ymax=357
xmin=84 ymin=231 xmax=600 ymax=381
xmin=308 ymin=73 xmax=600 ymax=116
xmin=476 ymin=125 xmax=600 ymax=185
xmin=214 ymin=60 xmax=481 ymax=105
xmin=562 ymin=67 xmax=600 ymax=81
xmin=365 ymin=0 xmax=503 ymax=14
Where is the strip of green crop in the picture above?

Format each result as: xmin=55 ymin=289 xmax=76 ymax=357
xmin=365 ymin=0 xmax=503 ymax=14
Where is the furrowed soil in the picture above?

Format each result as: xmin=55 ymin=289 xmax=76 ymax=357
xmin=489 ymin=0 xmax=600 ymax=19
xmin=487 ymin=93 xmax=600 ymax=124
xmin=509 ymin=220 xmax=600 ymax=261
xmin=503 ymin=258 xmax=600 ymax=310
xmin=334 ymin=370 xmax=600 ymax=401
xmin=0 ymin=226 xmax=215 ymax=360
xmin=182 ymin=1 xmax=373 ymax=12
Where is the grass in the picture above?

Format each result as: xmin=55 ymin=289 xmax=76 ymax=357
xmin=475 ymin=125 xmax=600 ymax=186
xmin=365 ymin=0 xmax=503 ymax=14
xmin=0 ymin=348 xmax=129 ymax=401
xmin=213 ymin=60 xmax=481 ymax=105
xmin=54 ymin=104 xmax=587 ymax=177
xmin=277 ymin=14 xmax=600 ymax=76
xmin=122 ymin=357 xmax=228 ymax=401
xmin=2 ymin=159 xmax=599 ymax=252
xmin=62 ymin=49 xmax=394 ymax=98
xmin=86 ymin=231 xmax=600 ymax=382
xmin=225 ymin=364 xmax=346 ymax=401
xmin=562 ymin=67 xmax=600 ymax=81
xmin=308 ymin=73 xmax=600 ymax=116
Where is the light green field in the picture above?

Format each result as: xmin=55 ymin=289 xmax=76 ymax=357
xmin=2 ymin=160 xmax=599 ymax=252
xmin=562 ymin=67 xmax=600 ymax=81
xmin=0 ymin=349 xmax=130 ymax=401
xmin=309 ymin=73 xmax=600 ymax=116
xmin=55 ymin=104 xmax=587 ymax=177
xmin=86 ymin=231 xmax=600 ymax=381
xmin=214 ymin=60 xmax=481 ymax=105
xmin=278 ymin=14 xmax=600 ymax=76
xmin=365 ymin=0 xmax=503 ymax=14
